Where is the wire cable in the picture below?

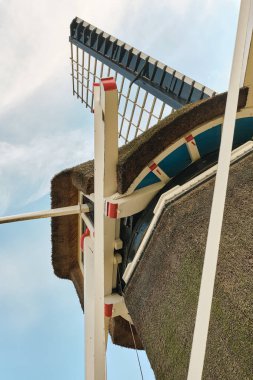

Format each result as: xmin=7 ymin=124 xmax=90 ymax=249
xmin=117 ymin=266 xmax=144 ymax=380
xmin=128 ymin=320 xmax=144 ymax=380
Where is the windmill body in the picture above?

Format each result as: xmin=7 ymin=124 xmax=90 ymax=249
xmin=1 ymin=2 xmax=253 ymax=379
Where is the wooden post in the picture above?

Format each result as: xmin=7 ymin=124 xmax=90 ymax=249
xmin=84 ymin=235 xmax=95 ymax=379
xmin=84 ymin=78 xmax=118 ymax=380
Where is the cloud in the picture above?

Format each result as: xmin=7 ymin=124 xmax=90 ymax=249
xmin=0 ymin=0 xmax=132 ymax=113
xmin=108 ymin=0 xmax=239 ymax=92
xmin=0 ymin=128 xmax=93 ymax=215
xmin=0 ymin=0 xmax=240 ymax=113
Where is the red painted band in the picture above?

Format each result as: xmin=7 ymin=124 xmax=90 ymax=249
xmin=80 ymin=228 xmax=90 ymax=251
xmin=104 ymin=304 xmax=113 ymax=317
xmin=185 ymin=134 xmax=194 ymax=143
xmin=149 ymin=162 xmax=157 ymax=171
xmin=101 ymin=77 xmax=117 ymax=91
xmin=93 ymin=82 xmax=100 ymax=87
xmin=107 ymin=203 xmax=118 ymax=219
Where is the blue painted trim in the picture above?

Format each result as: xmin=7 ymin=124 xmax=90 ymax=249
xmin=159 ymin=144 xmax=192 ymax=178
xmin=136 ymin=171 xmax=161 ymax=190
xmin=134 ymin=116 xmax=253 ymax=191
xmin=194 ymin=125 xmax=221 ymax=157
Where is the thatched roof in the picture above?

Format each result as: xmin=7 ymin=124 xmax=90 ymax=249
xmin=53 ymin=88 xmax=248 ymax=200
xmin=51 ymin=87 xmax=248 ymax=350
xmin=124 ymin=151 xmax=253 ymax=379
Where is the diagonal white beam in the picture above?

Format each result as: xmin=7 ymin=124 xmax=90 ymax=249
xmin=187 ymin=1 xmax=253 ymax=379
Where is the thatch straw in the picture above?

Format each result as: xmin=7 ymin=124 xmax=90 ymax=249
xmin=124 ymin=151 xmax=253 ymax=379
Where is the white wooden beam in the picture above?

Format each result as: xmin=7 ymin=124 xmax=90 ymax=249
xmin=84 ymin=236 xmax=95 ymax=380
xmin=91 ymin=78 xmax=118 ymax=380
xmin=0 ymin=204 xmax=89 ymax=224
xmin=187 ymin=2 xmax=253 ymax=379
xmin=93 ymin=81 xmax=106 ymax=380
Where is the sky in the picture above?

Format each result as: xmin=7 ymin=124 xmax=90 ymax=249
xmin=0 ymin=0 xmax=240 ymax=379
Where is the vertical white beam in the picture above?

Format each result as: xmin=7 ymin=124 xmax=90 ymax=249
xmin=187 ymin=2 xmax=253 ymax=380
xmin=93 ymin=82 xmax=106 ymax=380
xmin=92 ymin=78 xmax=118 ymax=380
xmin=84 ymin=237 xmax=95 ymax=380
xmin=83 ymin=83 xmax=101 ymax=380
xmin=100 ymin=79 xmax=118 ymax=297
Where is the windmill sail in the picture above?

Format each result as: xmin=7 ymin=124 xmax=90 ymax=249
xmin=70 ymin=17 xmax=216 ymax=145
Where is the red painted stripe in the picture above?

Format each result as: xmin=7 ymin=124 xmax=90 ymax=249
xmin=107 ymin=202 xmax=118 ymax=218
xmin=80 ymin=228 xmax=90 ymax=251
xmin=101 ymin=77 xmax=117 ymax=91
xmin=149 ymin=162 xmax=157 ymax=171
xmin=93 ymin=82 xmax=100 ymax=95
xmin=185 ymin=134 xmax=194 ymax=143
xmin=104 ymin=304 xmax=113 ymax=317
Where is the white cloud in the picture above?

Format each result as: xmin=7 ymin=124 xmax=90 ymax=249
xmin=0 ymin=0 xmax=132 ymax=113
xmin=0 ymin=129 xmax=93 ymax=214
xmin=0 ymin=0 xmax=240 ymax=113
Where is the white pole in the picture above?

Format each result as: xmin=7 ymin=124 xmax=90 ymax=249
xmin=93 ymin=82 xmax=106 ymax=380
xmin=84 ymin=236 xmax=95 ymax=380
xmin=0 ymin=204 xmax=89 ymax=224
xmin=89 ymin=78 xmax=118 ymax=380
xmin=187 ymin=1 xmax=253 ymax=379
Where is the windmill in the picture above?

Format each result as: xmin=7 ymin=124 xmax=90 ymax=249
xmin=1 ymin=1 xmax=253 ymax=379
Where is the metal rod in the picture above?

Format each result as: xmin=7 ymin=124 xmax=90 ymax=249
xmin=134 ymin=90 xmax=148 ymax=138
xmin=70 ymin=43 xmax=75 ymax=95
xmin=158 ymin=102 xmax=166 ymax=121
xmin=119 ymin=84 xmax=132 ymax=140
xmin=91 ymin=58 xmax=98 ymax=110
xmin=76 ymin=46 xmax=80 ymax=98
xmin=0 ymin=204 xmax=89 ymax=224
xmin=81 ymin=50 xmax=85 ymax=102
xmin=125 ymin=85 xmax=141 ymax=142
xmin=145 ymin=96 xmax=157 ymax=130
xmin=85 ymin=53 xmax=91 ymax=108
xmin=118 ymin=76 xmax=125 ymax=107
